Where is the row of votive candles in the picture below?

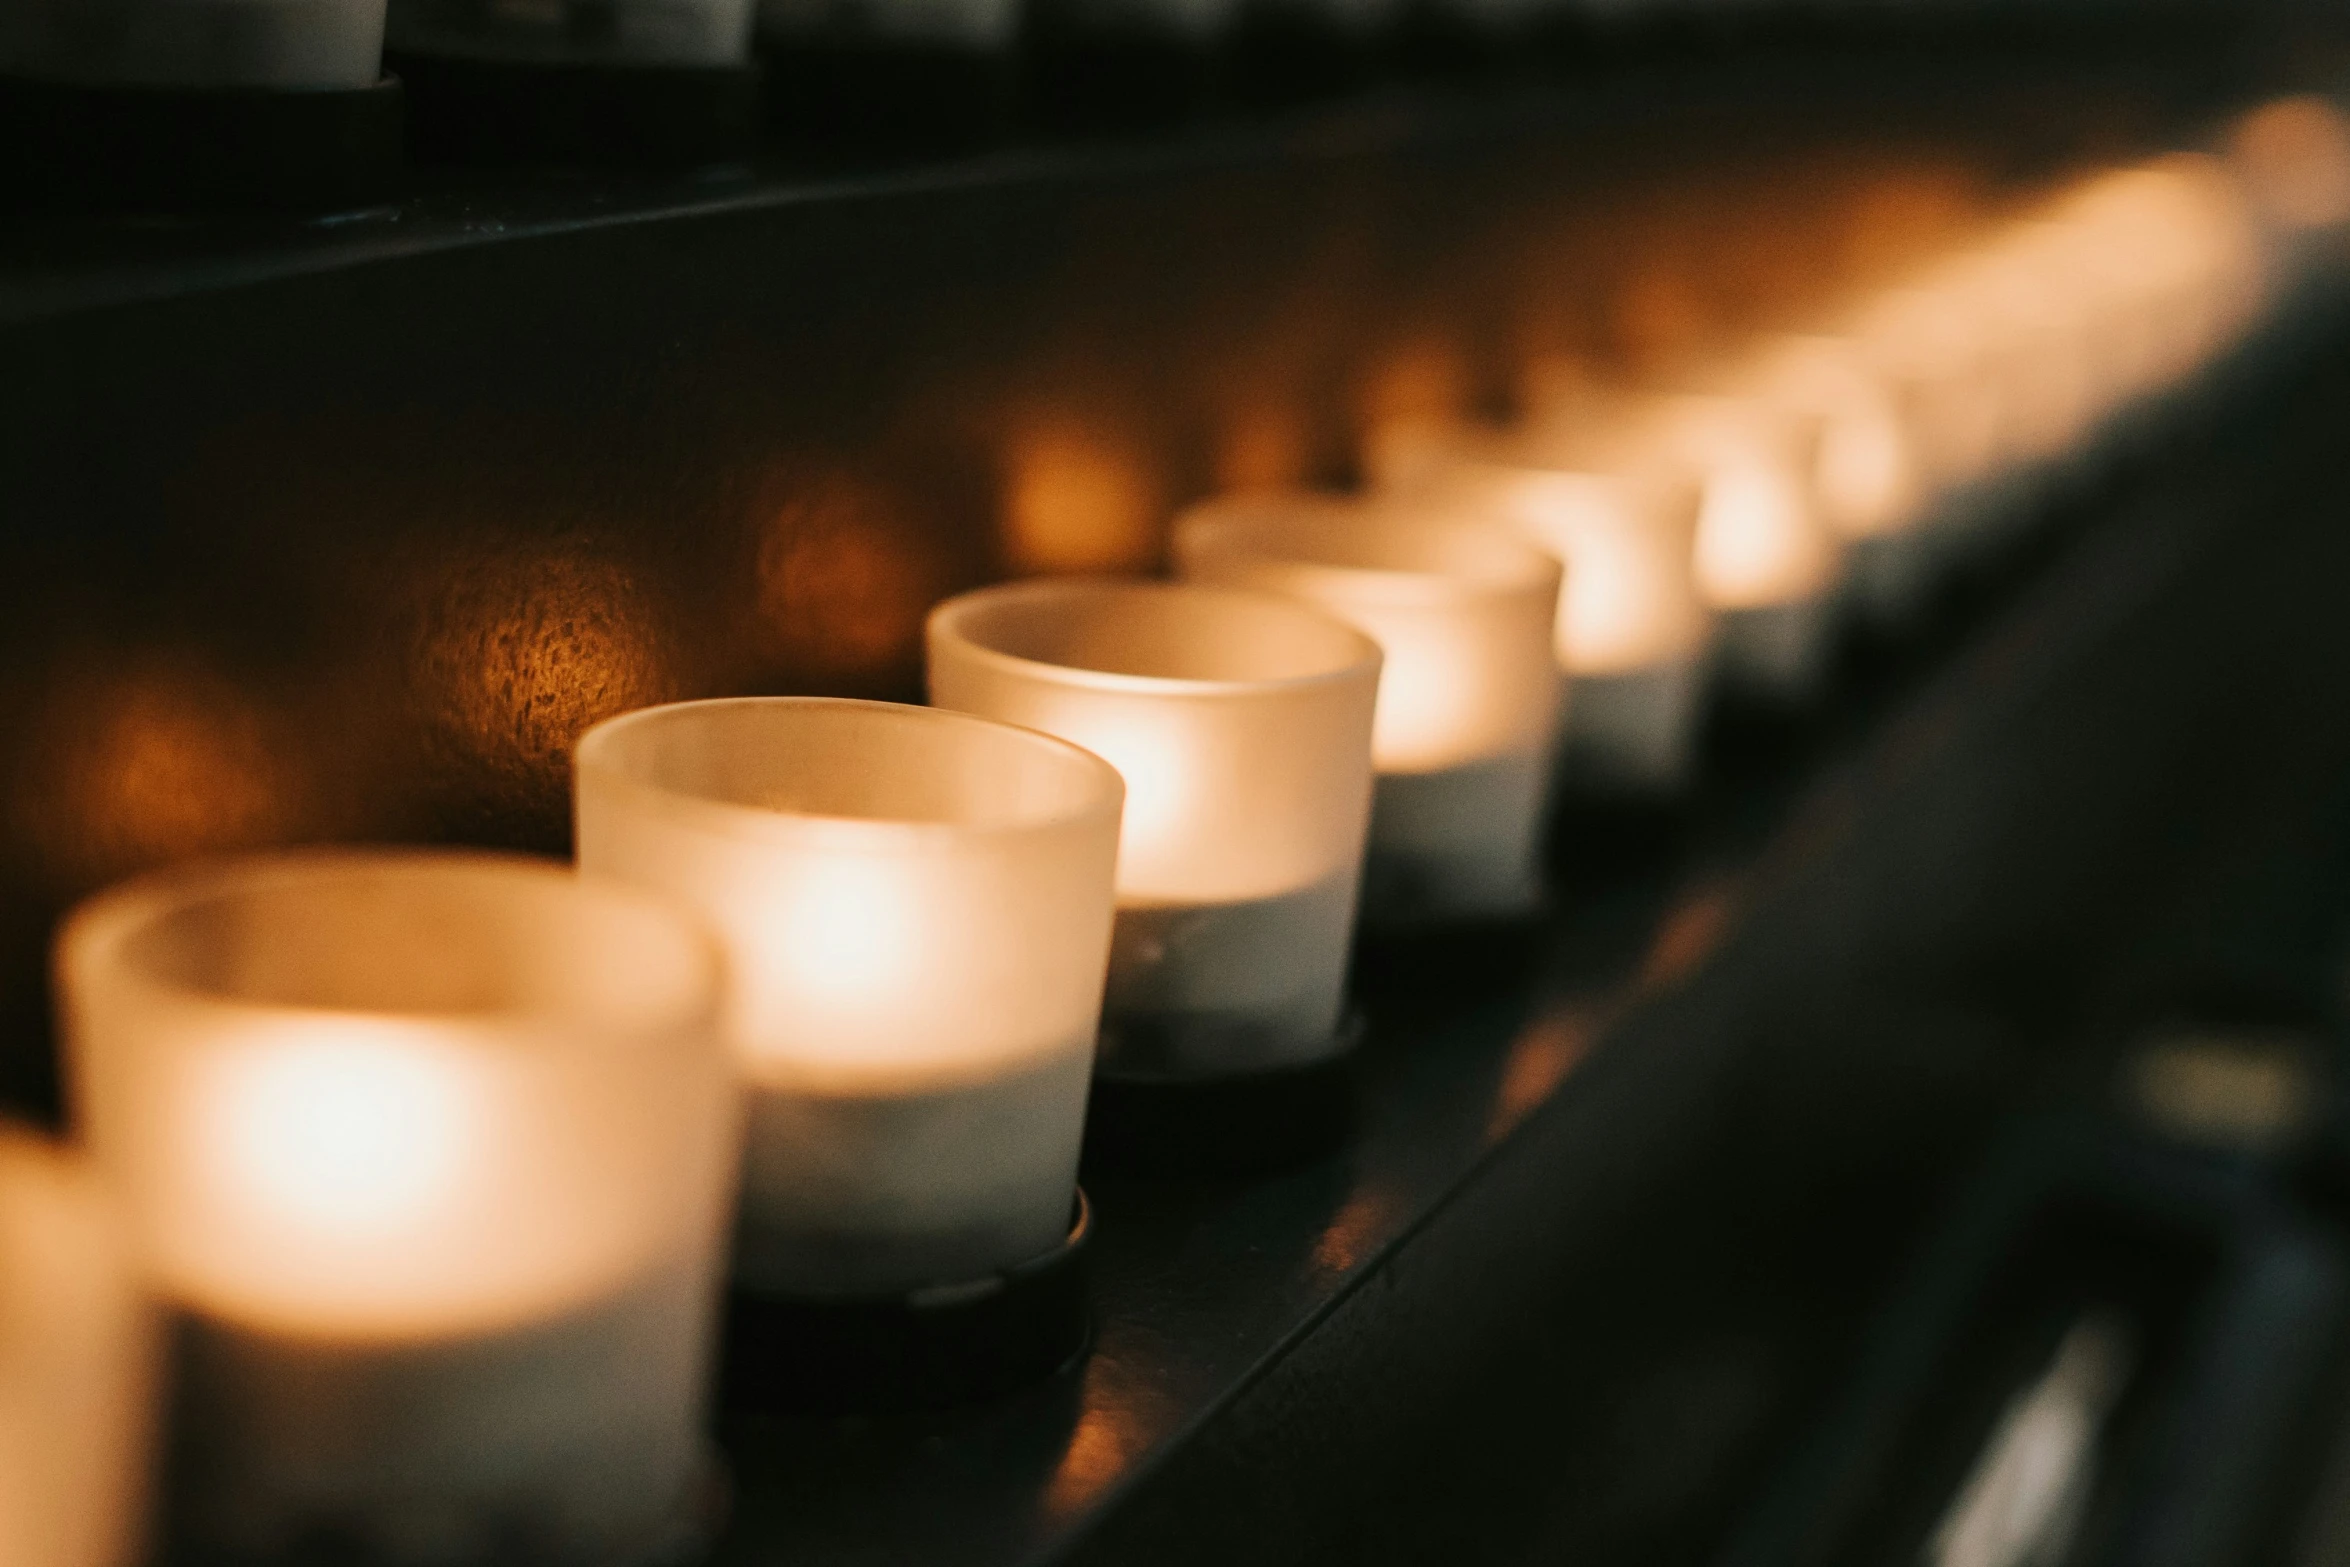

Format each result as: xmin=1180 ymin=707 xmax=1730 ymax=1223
xmin=8 ymin=97 xmax=2350 ymax=1567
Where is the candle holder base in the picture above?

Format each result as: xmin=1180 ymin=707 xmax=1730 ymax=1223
xmin=0 ymin=74 xmax=404 ymax=213
xmin=384 ymin=50 xmax=760 ymax=168
xmin=720 ymin=1191 xmax=1092 ymax=1415
xmin=1084 ymin=1014 xmax=1363 ymax=1174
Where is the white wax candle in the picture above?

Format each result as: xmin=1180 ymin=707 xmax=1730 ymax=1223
xmin=1174 ymin=492 xmax=1562 ymax=925
xmin=0 ymin=1129 xmax=154 ymax=1567
xmin=4 ymin=0 xmax=387 ymax=87
xmin=928 ymin=580 xmax=1381 ymax=1079
xmin=58 ymin=852 xmax=737 ymax=1567
xmin=575 ymin=697 xmax=1122 ymax=1297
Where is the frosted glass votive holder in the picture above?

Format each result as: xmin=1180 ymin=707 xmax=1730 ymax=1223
xmin=57 ymin=850 xmax=737 ymax=1567
xmin=1174 ymin=493 xmax=1562 ymax=926
xmin=575 ymin=697 xmax=1122 ymax=1299
xmin=1430 ymin=457 xmax=1713 ymax=797
xmin=0 ymin=1129 xmax=154 ymax=1567
xmin=928 ymin=578 xmax=1381 ymax=1080
xmin=1625 ymin=391 xmax=1841 ymax=704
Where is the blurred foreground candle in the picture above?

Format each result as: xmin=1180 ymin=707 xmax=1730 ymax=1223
xmin=2 ymin=0 xmax=387 ymax=85
xmin=575 ymin=698 xmax=1121 ymax=1296
xmin=0 ymin=1129 xmax=154 ymax=1567
xmin=1174 ymin=494 xmax=1561 ymax=925
xmin=1430 ymin=457 xmax=1710 ymax=796
xmin=1622 ymin=391 xmax=1840 ymax=703
xmin=57 ymin=851 xmax=736 ymax=1567
xmin=928 ymin=579 xmax=1380 ymax=1078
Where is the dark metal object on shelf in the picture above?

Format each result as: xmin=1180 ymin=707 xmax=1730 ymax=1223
xmin=386 ymin=50 xmax=760 ymax=166
xmin=722 ymin=1192 xmax=1093 ymax=1415
xmin=0 ymin=74 xmax=404 ymax=212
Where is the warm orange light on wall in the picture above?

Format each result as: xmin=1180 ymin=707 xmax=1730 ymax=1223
xmin=1001 ymin=418 xmax=1165 ymax=575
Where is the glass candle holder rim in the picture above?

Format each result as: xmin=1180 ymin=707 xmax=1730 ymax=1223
xmin=1449 ymin=453 xmax=1703 ymax=528
xmin=927 ymin=576 xmax=1386 ymax=704
xmin=576 ymin=695 xmax=1127 ymax=849
xmin=1176 ymin=496 xmax=1564 ymax=609
xmin=57 ymin=848 xmax=724 ymax=1041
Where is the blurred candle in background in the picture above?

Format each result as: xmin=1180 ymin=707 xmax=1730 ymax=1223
xmin=1174 ymin=494 xmax=1561 ymax=926
xmin=1426 ymin=456 xmax=1712 ymax=796
xmin=1618 ymin=390 xmax=1840 ymax=705
xmin=928 ymin=579 xmax=1380 ymax=1078
xmin=1842 ymin=279 xmax=2012 ymax=574
xmin=576 ymin=697 xmax=1121 ymax=1297
xmin=1736 ymin=332 xmax=1930 ymax=631
xmin=1 ymin=0 xmax=387 ymax=85
xmin=2049 ymin=160 xmax=2266 ymax=415
xmin=58 ymin=851 xmax=736 ymax=1567
xmin=0 ymin=1128 xmax=154 ymax=1567
xmin=1949 ymin=237 xmax=2101 ymax=476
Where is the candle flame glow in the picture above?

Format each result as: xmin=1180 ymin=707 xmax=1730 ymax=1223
xmin=202 ymin=1038 xmax=474 ymax=1239
xmin=767 ymin=856 xmax=923 ymax=1024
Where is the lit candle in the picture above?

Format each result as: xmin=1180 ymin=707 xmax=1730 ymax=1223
xmin=1848 ymin=281 xmax=2007 ymax=499
xmin=927 ymin=579 xmax=1381 ymax=1079
xmin=1613 ymin=390 xmax=1842 ymax=704
xmin=574 ymin=697 xmax=1121 ymax=1296
xmin=57 ymin=850 xmax=737 ymax=1567
xmin=0 ymin=1128 xmax=154 ymax=1567
xmin=1736 ymin=331 xmax=1934 ymax=631
xmin=1173 ymin=493 xmax=1561 ymax=926
xmin=3 ymin=0 xmax=387 ymax=86
xmin=2042 ymin=160 xmax=2267 ymax=416
xmin=1427 ymin=456 xmax=1712 ymax=796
